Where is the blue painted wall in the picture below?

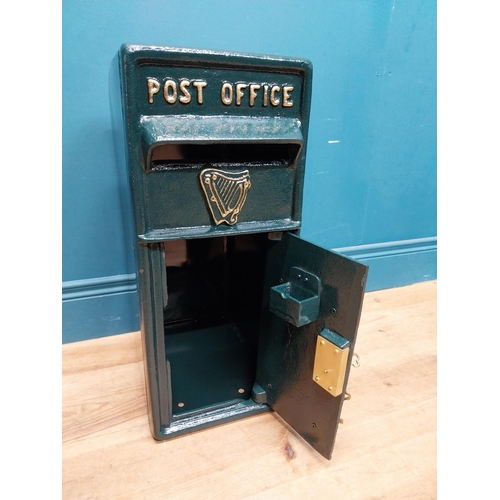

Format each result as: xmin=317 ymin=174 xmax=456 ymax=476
xmin=62 ymin=0 xmax=436 ymax=343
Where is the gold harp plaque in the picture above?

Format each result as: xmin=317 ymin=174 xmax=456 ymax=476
xmin=200 ymin=168 xmax=251 ymax=225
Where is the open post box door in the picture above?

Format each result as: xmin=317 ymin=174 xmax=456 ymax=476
xmin=255 ymin=233 xmax=368 ymax=460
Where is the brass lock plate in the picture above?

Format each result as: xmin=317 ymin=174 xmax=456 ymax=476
xmin=312 ymin=329 xmax=350 ymax=397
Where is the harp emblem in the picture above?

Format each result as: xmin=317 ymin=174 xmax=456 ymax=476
xmin=200 ymin=168 xmax=251 ymax=225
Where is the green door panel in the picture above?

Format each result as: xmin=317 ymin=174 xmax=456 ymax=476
xmin=256 ymin=232 xmax=368 ymax=459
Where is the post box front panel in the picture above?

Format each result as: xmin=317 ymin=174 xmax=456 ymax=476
xmin=144 ymin=165 xmax=296 ymax=231
xmin=117 ymin=45 xmax=312 ymax=240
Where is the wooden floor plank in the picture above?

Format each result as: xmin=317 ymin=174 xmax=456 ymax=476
xmin=62 ymin=281 xmax=436 ymax=499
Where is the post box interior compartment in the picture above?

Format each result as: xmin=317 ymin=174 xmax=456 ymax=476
xmin=163 ymin=233 xmax=270 ymax=415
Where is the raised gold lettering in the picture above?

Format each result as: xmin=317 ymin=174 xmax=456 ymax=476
xmin=179 ymin=80 xmax=191 ymax=104
xmin=164 ymin=80 xmax=177 ymax=104
xmin=235 ymin=83 xmax=248 ymax=106
xmin=148 ymin=77 xmax=293 ymax=109
xmin=249 ymin=84 xmax=260 ymax=107
xmin=282 ymin=86 xmax=294 ymax=107
xmin=147 ymin=78 xmax=160 ymax=104
xmin=221 ymin=82 xmax=233 ymax=105
xmin=270 ymin=85 xmax=281 ymax=106
xmin=263 ymin=85 xmax=269 ymax=107
xmin=192 ymin=80 xmax=207 ymax=104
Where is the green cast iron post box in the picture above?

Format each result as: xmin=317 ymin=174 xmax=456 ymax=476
xmin=110 ymin=44 xmax=368 ymax=460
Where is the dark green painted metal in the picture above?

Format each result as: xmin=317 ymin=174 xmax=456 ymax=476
xmin=256 ymin=233 xmax=368 ymax=460
xmin=269 ymin=267 xmax=321 ymax=327
xmin=137 ymin=242 xmax=171 ymax=438
xmin=113 ymin=44 xmax=313 ymax=442
xmin=113 ymin=44 xmax=368 ymax=459
xmin=320 ymin=328 xmax=350 ymax=350
xmin=115 ymin=44 xmax=312 ymax=241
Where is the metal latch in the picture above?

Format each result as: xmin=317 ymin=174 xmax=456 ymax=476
xmin=312 ymin=329 xmax=350 ymax=397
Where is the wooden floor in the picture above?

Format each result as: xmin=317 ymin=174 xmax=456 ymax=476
xmin=62 ymin=281 xmax=436 ymax=500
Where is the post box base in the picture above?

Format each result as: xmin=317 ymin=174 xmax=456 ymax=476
xmin=166 ymin=321 xmax=259 ymax=414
